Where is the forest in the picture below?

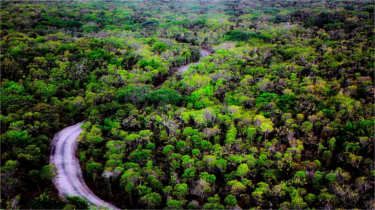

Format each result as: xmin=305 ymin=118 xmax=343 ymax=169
xmin=1 ymin=0 xmax=374 ymax=209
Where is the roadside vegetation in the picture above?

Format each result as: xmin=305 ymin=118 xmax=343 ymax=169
xmin=1 ymin=0 xmax=374 ymax=209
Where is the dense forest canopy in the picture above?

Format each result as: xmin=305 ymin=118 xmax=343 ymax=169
xmin=1 ymin=0 xmax=374 ymax=209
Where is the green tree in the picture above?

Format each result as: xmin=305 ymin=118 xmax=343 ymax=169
xmin=301 ymin=121 xmax=313 ymax=137
xmin=235 ymin=163 xmax=249 ymax=179
xmin=140 ymin=192 xmax=162 ymax=208
xmin=305 ymin=193 xmax=316 ymax=206
xmin=225 ymin=124 xmax=237 ymax=148
xmin=203 ymin=194 xmax=224 ymax=210
xmin=65 ymin=196 xmax=89 ymax=210
xmin=145 ymin=143 xmax=155 ymax=150
xmin=328 ymin=137 xmax=336 ymax=152
xmin=29 ymin=165 xmax=57 ymax=191
xmin=173 ymin=183 xmax=189 ymax=200
xmin=326 ymin=173 xmax=336 ymax=184
xmin=166 ymin=199 xmax=186 ymax=209
xmin=224 ymin=195 xmax=237 ymax=207
xmin=192 ymin=149 xmax=200 ymax=157
xmin=182 ymin=167 xmax=196 ymax=183
xmin=152 ymin=42 xmax=168 ymax=54
xmin=117 ymin=84 xmax=151 ymax=107
xmin=252 ymin=182 xmax=270 ymax=204
xmin=86 ymin=160 xmax=102 ymax=181
xmin=246 ymin=126 xmax=257 ymax=146
xmin=125 ymin=182 xmax=135 ymax=204
xmin=260 ymin=122 xmax=274 ymax=140
xmin=200 ymin=172 xmax=216 ymax=184
xmin=227 ymin=180 xmax=246 ymax=195
xmin=291 ymin=194 xmax=307 ymax=209
xmin=0 ymin=160 xmax=20 ymax=200
xmin=147 ymin=175 xmax=163 ymax=192
xmin=163 ymin=145 xmax=175 ymax=157
xmin=147 ymin=88 xmax=181 ymax=106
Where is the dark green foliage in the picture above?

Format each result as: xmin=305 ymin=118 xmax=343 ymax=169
xmin=225 ymin=31 xmax=252 ymax=42
xmin=87 ymin=48 xmax=113 ymax=61
xmin=117 ymin=84 xmax=151 ymax=107
xmin=146 ymin=175 xmax=163 ymax=192
xmin=225 ymin=30 xmax=272 ymax=42
xmin=257 ymin=93 xmax=278 ymax=103
xmin=140 ymin=192 xmax=161 ymax=208
xmin=141 ymin=19 xmax=159 ymax=30
xmin=147 ymin=88 xmax=181 ymax=106
xmin=145 ymin=143 xmax=155 ymax=150
xmin=139 ymin=59 xmax=160 ymax=69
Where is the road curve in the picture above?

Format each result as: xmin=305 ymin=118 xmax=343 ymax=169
xmin=49 ymin=50 xmax=212 ymax=208
xmin=154 ymin=49 xmax=211 ymax=90
xmin=50 ymin=122 xmax=119 ymax=210
xmin=177 ymin=49 xmax=211 ymax=73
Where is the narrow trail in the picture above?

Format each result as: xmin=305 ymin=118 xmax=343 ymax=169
xmin=153 ymin=49 xmax=211 ymax=90
xmin=50 ymin=123 xmax=119 ymax=210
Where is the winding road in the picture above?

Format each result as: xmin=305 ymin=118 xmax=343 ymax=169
xmin=50 ymin=122 xmax=119 ymax=210
xmin=49 ymin=49 xmax=211 ymax=209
